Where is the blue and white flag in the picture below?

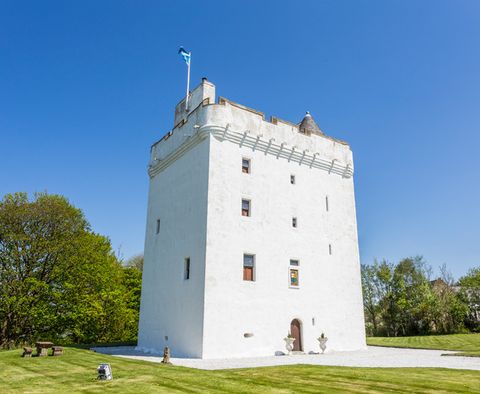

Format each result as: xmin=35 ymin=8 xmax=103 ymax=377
xmin=178 ymin=47 xmax=191 ymax=65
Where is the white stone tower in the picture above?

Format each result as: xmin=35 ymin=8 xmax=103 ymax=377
xmin=137 ymin=79 xmax=366 ymax=358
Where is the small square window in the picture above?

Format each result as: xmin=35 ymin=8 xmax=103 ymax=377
xmin=290 ymin=269 xmax=299 ymax=287
xmin=290 ymin=175 xmax=296 ymax=184
xmin=292 ymin=217 xmax=297 ymax=228
xmin=184 ymin=257 xmax=190 ymax=280
xmin=242 ymin=158 xmax=251 ymax=174
xmin=242 ymin=199 xmax=251 ymax=217
xmin=290 ymin=259 xmax=299 ymax=266
xmin=243 ymin=254 xmax=255 ymax=281
xmin=156 ymin=219 xmax=161 ymax=234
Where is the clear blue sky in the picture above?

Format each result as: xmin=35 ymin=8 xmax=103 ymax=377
xmin=1 ymin=1 xmax=479 ymax=279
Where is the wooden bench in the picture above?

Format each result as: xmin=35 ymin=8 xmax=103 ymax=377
xmin=22 ymin=347 xmax=33 ymax=357
xmin=51 ymin=346 xmax=64 ymax=356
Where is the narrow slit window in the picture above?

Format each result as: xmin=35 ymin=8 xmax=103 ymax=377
xmin=243 ymin=254 xmax=255 ymax=281
xmin=326 ymin=196 xmax=329 ymax=212
xmin=329 ymin=244 xmax=332 ymax=255
xmin=184 ymin=257 xmax=190 ymax=280
xmin=292 ymin=217 xmax=297 ymax=228
xmin=242 ymin=158 xmax=251 ymax=174
xmin=242 ymin=199 xmax=251 ymax=217
xmin=156 ymin=219 xmax=161 ymax=234
xmin=290 ymin=174 xmax=296 ymax=184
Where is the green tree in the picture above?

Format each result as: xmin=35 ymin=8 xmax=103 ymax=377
xmin=125 ymin=254 xmax=144 ymax=272
xmin=458 ymin=267 xmax=480 ymax=332
xmin=122 ymin=255 xmax=143 ymax=340
xmin=0 ymin=192 xmax=134 ymax=348
xmin=362 ymin=256 xmax=469 ymax=337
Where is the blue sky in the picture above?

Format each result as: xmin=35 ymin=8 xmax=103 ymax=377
xmin=1 ymin=1 xmax=479 ymax=278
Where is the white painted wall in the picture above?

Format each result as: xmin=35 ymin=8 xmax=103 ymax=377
xmin=202 ymin=115 xmax=365 ymax=359
xmin=137 ymin=136 xmax=210 ymax=358
xmin=139 ymin=80 xmax=366 ymax=359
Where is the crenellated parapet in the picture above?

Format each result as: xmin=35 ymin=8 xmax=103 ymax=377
xmin=149 ymin=80 xmax=354 ymax=179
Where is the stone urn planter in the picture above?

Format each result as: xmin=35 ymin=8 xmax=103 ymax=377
xmin=317 ymin=335 xmax=328 ymax=354
xmin=284 ymin=336 xmax=295 ymax=355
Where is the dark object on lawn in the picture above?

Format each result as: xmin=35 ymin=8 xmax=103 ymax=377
xmin=161 ymin=346 xmax=171 ymax=364
xmin=35 ymin=341 xmax=54 ymax=357
xmin=97 ymin=363 xmax=113 ymax=380
xmin=51 ymin=346 xmax=64 ymax=356
xmin=22 ymin=347 xmax=33 ymax=357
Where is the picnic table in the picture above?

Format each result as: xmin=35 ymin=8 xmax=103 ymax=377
xmin=35 ymin=341 xmax=53 ymax=357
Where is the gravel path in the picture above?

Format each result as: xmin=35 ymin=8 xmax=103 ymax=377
xmin=92 ymin=346 xmax=480 ymax=371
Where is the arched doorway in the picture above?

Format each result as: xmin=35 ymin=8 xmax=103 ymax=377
xmin=290 ymin=319 xmax=302 ymax=352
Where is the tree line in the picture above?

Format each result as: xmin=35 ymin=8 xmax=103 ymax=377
xmin=362 ymin=257 xmax=480 ymax=337
xmin=0 ymin=193 xmax=142 ymax=349
xmin=2 ymin=192 xmax=479 ymax=348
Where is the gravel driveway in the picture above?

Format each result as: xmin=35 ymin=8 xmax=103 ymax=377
xmin=92 ymin=346 xmax=480 ymax=371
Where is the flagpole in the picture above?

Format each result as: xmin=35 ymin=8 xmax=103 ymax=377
xmin=185 ymin=53 xmax=191 ymax=111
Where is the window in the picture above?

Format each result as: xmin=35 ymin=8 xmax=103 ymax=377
xmin=156 ymin=219 xmax=161 ymax=234
xmin=326 ymin=196 xmax=329 ymax=212
xmin=184 ymin=257 xmax=190 ymax=280
xmin=290 ymin=268 xmax=299 ymax=287
xmin=242 ymin=158 xmax=251 ymax=174
xmin=242 ymin=199 xmax=251 ymax=217
xmin=292 ymin=217 xmax=297 ymax=228
xmin=329 ymin=244 xmax=332 ymax=255
xmin=243 ymin=254 xmax=255 ymax=281
xmin=289 ymin=260 xmax=300 ymax=288
xmin=290 ymin=174 xmax=296 ymax=184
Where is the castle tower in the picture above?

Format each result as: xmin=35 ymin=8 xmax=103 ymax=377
xmin=137 ymin=79 xmax=366 ymax=358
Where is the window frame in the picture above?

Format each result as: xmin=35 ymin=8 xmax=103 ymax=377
xmin=242 ymin=157 xmax=251 ymax=174
xmin=292 ymin=217 xmax=297 ymax=228
xmin=241 ymin=198 xmax=251 ymax=217
xmin=184 ymin=257 xmax=191 ymax=280
xmin=289 ymin=259 xmax=300 ymax=288
xmin=243 ymin=253 xmax=255 ymax=282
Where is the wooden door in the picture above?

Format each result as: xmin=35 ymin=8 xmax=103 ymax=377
xmin=290 ymin=319 xmax=302 ymax=351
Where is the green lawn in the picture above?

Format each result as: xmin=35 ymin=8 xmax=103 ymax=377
xmin=1 ymin=347 xmax=480 ymax=393
xmin=367 ymin=333 xmax=480 ymax=356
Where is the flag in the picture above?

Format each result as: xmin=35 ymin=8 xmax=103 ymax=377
xmin=178 ymin=47 xmax=191 ymax=65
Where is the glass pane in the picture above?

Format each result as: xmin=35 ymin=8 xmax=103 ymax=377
xmin=290 ymin=269 xmax=299 ymax=286
xmin=243 ymin=254 xmax=254 ymax=267
xmin=290 ymin=260 xmax=299 ymax=266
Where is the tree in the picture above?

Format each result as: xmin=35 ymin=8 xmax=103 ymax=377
xmin=122 ymin=254 xmax=143 ymax=340
xmin=361 ymin=260 xmax=392 ymax=336
xmin=361 ymin=256 xmax=468 ymax=337
xmin=125 ymin=254 xmax=144 ymax=272
xmin=0 ymin=192 xmax=135 ymax=348
xmin=458 ymin=267 xmax=480 ymax=332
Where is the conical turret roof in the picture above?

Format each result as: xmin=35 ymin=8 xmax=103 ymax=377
xmin=299 ymin=112 xmax=322 ymax=135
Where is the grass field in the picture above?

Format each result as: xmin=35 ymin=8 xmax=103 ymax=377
xmin=1 ymin=347 xmax=480 ymax=393
xmin=367 ymin=333 xmax=480 ymax=356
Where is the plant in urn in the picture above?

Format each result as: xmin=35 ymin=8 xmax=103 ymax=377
xmin=317 ymin=333 xmax=328 ymax=354
xmin=283 ymin=332 xmax=295 ymax=355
